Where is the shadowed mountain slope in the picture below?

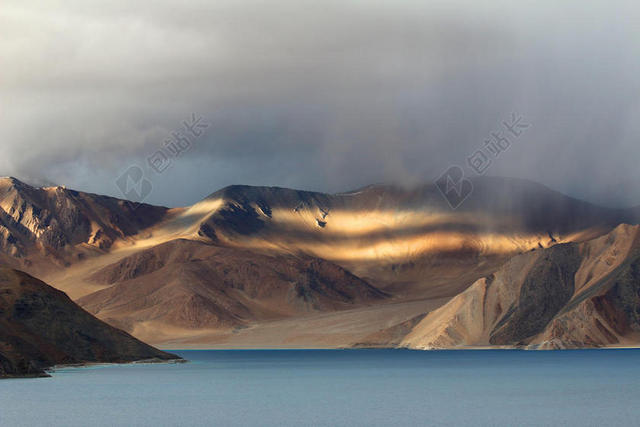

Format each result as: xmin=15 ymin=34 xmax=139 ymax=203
xmin=0 ymin=267 xmax=178 ymax=378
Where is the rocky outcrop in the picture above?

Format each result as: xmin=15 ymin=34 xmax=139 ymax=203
xmin=489 ymin=245 xmax=582 ymax=345
xmin=533 ymin=243 xmax=640 ymax=348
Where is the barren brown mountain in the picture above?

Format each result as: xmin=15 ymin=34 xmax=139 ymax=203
xmin=0 ymin=175 xmax=638 ymax=349
xmin=77 ymin=238 xmax=388 ymax=343
xmin=381 ymin=224 xmax=640 ymax=349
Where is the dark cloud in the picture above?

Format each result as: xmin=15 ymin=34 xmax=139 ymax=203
xmin=1 ymin=0 xmax=639 ymax=207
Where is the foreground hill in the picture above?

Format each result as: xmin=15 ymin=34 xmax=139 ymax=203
xmin=0 ymin=267 xmax=178 ymax=378
xmin=359 ymin=224 xmax=640 ymax=349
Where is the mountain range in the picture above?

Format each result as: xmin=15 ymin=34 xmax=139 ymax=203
xmin=0 ymin=175 xmax=638 ymax=353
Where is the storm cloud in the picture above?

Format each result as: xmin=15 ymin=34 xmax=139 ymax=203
xmin=1 ymin=0 xmax=639 ymax=207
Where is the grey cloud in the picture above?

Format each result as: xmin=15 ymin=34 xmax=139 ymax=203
xmin=1 ymin=0 xmax=639 ymax=207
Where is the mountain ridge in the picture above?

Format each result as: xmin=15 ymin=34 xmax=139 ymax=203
xmin=0 ymin=175 xmax=638 ymax=349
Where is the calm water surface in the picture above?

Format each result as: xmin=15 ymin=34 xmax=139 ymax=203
xmin=1 ymin=349 xmax=639 ymax=426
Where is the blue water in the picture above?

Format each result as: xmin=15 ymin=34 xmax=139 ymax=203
xmin=1 ymin=349 xmax=639 ymax=426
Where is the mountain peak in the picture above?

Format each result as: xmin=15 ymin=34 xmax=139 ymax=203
xmin=0 ymin=176 xmax=32 ymax=189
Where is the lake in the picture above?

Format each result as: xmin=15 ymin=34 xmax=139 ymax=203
xmin=1 ymin=349 xmax=639 ymax=426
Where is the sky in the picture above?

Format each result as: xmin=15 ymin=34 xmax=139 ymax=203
xmin=1 ymin=0 xmax=639 ymax=207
